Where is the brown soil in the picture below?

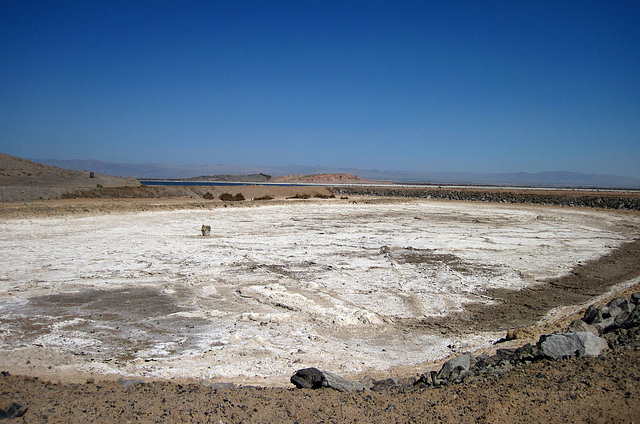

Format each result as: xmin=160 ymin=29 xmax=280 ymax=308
xmin=271 ymin=173 xmax=386 ymax=184
xmin=1 ymin=335 xmax=639 ymax=423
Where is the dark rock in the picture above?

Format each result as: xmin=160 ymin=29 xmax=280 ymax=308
xmin=513 ymin=343 xmax=542 ymax=362
xmin=290 ymin=367 xmax=324 ymax=389
xmin=495 ymin=348 xmax=516 ymax=361
xmin=583 ymin=305 xmax=599 ymax=324
xmin=622 ymin=306 xmax=640 ymax=329
xmin=372 ymin=378 xmax=398 ymax=391
xmin=0 ymin=400 xmax=27 ymax=419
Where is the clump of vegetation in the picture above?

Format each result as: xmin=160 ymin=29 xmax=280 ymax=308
xmin=254 ymin=195 xmax=274 ymax=201
xmin=287 ymin=193 xmax=310 ymax=199
xmin=96 ymin=184 xmax=103 ymax=189
xmin=313 ymin=193 xmax=336 ymax=199
xmin=202 ymin=192 xmax=214 ymax=200
xmin=219 ymin=192 xmax=245 ymax=201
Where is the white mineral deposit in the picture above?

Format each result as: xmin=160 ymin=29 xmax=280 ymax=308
xmin=0 ymin=201 xmax=639 ymax=385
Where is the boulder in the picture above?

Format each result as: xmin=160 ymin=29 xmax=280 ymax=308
xmin=371 ymin=378 xmax=398 ymax=391
xmin=290 ymin=367 xmax=324 ymax=389
xmin=622 ymin=306 xmax=640 ymax=329
xmin=437 ymin=353 xmax=471 ymax=383
xmin=359 ymin=374 xmax=375 ymax=390
xmin=290 ymin=368 xmax=367 ymax=392
xmin=567 ymin=319 xmax=599 ymax=336
xmin=539 ymin=332 xmax=609 ymax=360
xmin=0 ymin=400 xmax=27 ymax=419
xmin=322 ymin=371 xmax=367 ymax=392
xmin=608 ymin=297 xmax=635 ymax=313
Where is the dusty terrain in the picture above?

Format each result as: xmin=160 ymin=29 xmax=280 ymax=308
xmin=0 ymin=196 xmax=639 ymax=422
xmin=1 ymin=155 xmax=640 ymax=423
xmin=2 ymin=200 xmax=640 ymax=387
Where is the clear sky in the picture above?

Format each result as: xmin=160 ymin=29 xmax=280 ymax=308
xmin=1 ymin=1 xmax=639 ymax=177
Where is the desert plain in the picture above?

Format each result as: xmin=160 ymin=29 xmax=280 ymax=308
xmin=1 ymin=198 xmax=639 ymax=389
xmin=1 ymin=154 xmax=640 ymax=422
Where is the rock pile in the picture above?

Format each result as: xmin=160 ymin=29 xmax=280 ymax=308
xmin=333 ymin=187 xmax=640 ymax=211
xmin=291 ymin=293 xmax=640 ymax=392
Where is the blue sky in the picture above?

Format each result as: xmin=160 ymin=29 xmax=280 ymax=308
xmin=1 ymin=1 xmax=639 ymax=177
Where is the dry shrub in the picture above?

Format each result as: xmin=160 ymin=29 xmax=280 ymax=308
xmin=287 ymin=193 xmax=310 ymax=199
xmin=314 ymin=193 xmax=335 ymax=199
xmin=254 ymin=195 xmax=274 ymax=201
xmin=219 ymin=192 xmax=245 ymax=201
xmin=202 ymin=192 xmax=214 ymax=200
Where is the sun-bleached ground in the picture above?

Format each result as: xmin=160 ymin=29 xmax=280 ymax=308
xmin=1 ymin=200 xmax=639 ymax=385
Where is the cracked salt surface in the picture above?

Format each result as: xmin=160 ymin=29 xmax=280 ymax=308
xmin=0 ymin=201 xmax=639 ymax=384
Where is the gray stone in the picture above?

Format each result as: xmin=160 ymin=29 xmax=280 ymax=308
xmin=608 ymin=297 xmax=635 ymax=313
xmin=539 ymin=332 xmax=609 ymax=360
xmin=359 ymin=374 xmax=375 ymax=390
xmin=437 ymin=353 xmax=471 ymax=382
xmin=593 ymin=316 xmax=616 ymax=334
xmin=322 ymin=371 xmax=367 ymax=392
xmin=567 ymin=319 xmax=599 ymax=336
xmin=201 ymin=382 xmax=237 ymax=390
xmin=116 ymin=378 xmax=145 ymax=388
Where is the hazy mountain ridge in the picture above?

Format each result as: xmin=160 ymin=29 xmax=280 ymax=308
xmin=35 ymin=159 xmax=640 ymax=189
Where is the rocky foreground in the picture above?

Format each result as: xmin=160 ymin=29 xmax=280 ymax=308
xmin=2 ymin=291 xmax=639 ymax=423
xmin=290 ymin=292 xmax=640 ymax=392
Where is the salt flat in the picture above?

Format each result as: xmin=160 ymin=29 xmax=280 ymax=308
xmin=0 ymin=200 xmax=639 ymax=385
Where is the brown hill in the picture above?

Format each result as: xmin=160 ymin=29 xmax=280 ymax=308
xmin=0 ymin=153 xmax=139 ymax=188
xmin=272 ymin=173 xmax=387 ymax=184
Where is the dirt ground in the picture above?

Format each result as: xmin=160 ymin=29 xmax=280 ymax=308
xmin=1 ymin=323 xmax=639 ymax=423
xmin=1 ymin=193 xmax=640 ymax=422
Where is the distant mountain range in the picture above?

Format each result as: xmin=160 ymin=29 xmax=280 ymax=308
xmin=34 ymin=158 xmax=640 ymax=189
